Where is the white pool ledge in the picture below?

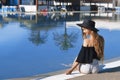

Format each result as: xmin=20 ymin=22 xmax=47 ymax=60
xmin=38 ymin=60 xmax=120 ymax=80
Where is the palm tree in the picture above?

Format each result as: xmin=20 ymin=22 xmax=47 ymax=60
xmin=28 ymin=30 xmax=48 ymax=46
xmin=53 ymin=22 xmax=78 ymax=50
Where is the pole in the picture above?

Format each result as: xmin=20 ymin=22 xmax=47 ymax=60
xmin=17 ymin=0 xmax=20 ymax=11
xmin=36 ymin=0 xmax=38 ymax=12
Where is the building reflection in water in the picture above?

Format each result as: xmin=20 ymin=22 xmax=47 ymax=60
xmin=0 ymin=11 xmax=120 ymax=47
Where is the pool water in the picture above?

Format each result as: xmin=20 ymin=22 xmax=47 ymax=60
xmin=0 ymin=12 xmax=120 ymax=79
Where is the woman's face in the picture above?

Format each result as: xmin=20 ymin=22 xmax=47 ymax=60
xmin=82 ymin=27 xmax=91 ymax=35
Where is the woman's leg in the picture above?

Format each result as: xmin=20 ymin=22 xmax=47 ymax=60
xmin=72 ymin=57 xmax=79 ymax=70
xmin=79 ymin=64 xmax=91 ymax=74
xmin=65 ymin=57 xmax=79 ymax=75
xmin=91 ymin=59 xmax=99 ymax=73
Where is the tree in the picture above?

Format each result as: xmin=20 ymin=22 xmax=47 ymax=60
xmin=29 ymin=30 xmax=48 ymax=46
xmin=53 ymin=22 xmax=78 ymax=50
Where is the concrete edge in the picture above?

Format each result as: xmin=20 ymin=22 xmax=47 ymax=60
xmin=10 ymin=57 xmax=120 ymax=80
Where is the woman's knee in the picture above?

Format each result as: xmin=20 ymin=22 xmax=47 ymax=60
xmin=79 ymin=64 xmax=91 ymax=74
xmin=92 ymin=66 xmax=99 ymax=73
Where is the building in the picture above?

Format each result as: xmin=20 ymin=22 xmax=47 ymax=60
xmin=1 ymin=0 xmax=19 ymax=6
xmin=113 ymin=0 xmax=120 ymax=7
xmin=1 ymin=0 xmax=120 ymax=12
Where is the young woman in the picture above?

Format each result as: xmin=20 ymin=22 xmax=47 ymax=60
xmin=66 ymin=19 xmax=104 ymax=74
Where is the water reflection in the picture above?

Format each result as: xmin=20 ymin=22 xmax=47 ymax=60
xmin=28 ymin=30 xmax=48 ymax=46
xmin=0 ymin=11 xmax=120 ymax=47
xmin=1 ymin=11 xmax=120 ymax=27
xmin=0 ymin=12 xmax=120 ymax=46
xmin=0 ymin=15 xmax=9 ymax=28
xmin=0 ymin=12 xmax=120 ymax=79
xmin=53 ymin=22 xmax=78 ymax=50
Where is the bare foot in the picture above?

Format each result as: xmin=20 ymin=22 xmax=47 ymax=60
xmin=65 ymin=69 xmax=72 ymax=75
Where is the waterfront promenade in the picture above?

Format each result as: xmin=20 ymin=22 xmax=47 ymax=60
xmin=11 ymin=57 xmax=120 ymax=80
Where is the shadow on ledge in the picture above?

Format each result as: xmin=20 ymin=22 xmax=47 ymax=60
xmin=99 ymin=66 xmax=120 ymax=73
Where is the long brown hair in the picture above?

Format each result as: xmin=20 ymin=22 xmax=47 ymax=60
xmin=92 ymin=31 xmax=104 ymax=61
xmin=82 ymin=29 xmax=104 ymax=61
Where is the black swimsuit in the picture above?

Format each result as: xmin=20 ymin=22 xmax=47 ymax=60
xmin=76 ymin=45 xmax=100 ymax=63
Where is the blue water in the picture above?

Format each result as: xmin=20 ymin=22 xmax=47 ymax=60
xmin=0 ymin=12 xmax=120 ymax=79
